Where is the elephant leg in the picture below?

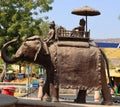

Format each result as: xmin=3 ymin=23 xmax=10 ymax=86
xmin=42 ymin=75 xmax=51 ymax=102
xmin=101 ymin=84 xmax=113 ymax=105
xmin=100 ymin=69 xmax=113 ymax=105
xmin=42 ymin=82 xmax=51 ymax=102
xmin=74 ymin=90 xmax=86 ymax=103
xmin=50 ymin=83 xmax=59 ymax=102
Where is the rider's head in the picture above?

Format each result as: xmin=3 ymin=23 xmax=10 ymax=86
xmin=49 ymin=21 xmax=55 ymax=28
xmin=79 ymin=18 xmax=85 ymax=26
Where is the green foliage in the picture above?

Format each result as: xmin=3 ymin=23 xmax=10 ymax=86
xmin=40 ymin=21 xmax=49 ymax=39
xmin=0 ymin=0 xmax=54 ymax=48
xmin=0 ymin=0 xmax=54 ymax=74
xmin=119 ymin=15 xmax=120 ymax=20
xmin=0 ymin=58 xmax=4 ymax=70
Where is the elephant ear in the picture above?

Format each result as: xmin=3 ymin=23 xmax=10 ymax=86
xmin=26 ymin=35 xmax=42 ymax=61
xmin=23 ymin=35 xmax=42 ymax=61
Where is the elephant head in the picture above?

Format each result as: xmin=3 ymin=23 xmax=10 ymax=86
xmin=1 ymin=36 xmax=43 ymax=64
xmin=1 ymin=35 xmax=52 ymax=102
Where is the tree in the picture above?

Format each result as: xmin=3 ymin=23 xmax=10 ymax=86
xmin=40 ymin=21 xmax=49 ymax=40
xmin=0 ymin=0 xmax=54 ymax=81
xmin=119 ymin=15 xmax=120 ymax=20
xmin=0 ymin=0 xmax=53 ymax=47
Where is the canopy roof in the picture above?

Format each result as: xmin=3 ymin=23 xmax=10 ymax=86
xmin=71 ymin=6 xmax=101 ymax=16
xmin=71 ymin=6 xmax=101 ymax=32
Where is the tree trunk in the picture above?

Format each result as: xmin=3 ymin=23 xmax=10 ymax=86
xmin=0 ymin=62 xmax=7 ymax=82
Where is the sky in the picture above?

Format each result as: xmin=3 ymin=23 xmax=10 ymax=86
xmin=41 ymin=0 xmax=120 ymax=39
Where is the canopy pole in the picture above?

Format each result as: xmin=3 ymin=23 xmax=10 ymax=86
xmin=85 ymin=16 xmax=87 ymax=32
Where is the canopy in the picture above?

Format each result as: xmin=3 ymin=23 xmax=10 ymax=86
xmin=71 ymin=6 xmax=100 ymax=16
xmin=71 ymin=6 xmax=101 ymax=32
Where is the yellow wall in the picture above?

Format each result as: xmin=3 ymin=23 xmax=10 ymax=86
xmin=102 ymin=48 xmax=120 ymax=58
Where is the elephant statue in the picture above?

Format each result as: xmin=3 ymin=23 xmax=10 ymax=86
xmin=1 ymin=35 xmax=113 ymax=105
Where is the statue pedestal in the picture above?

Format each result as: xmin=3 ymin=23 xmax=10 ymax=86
xmin=0 ymin=94 xmax=17 ymax=107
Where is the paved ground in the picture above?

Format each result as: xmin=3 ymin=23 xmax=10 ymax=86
xmin=61 ymin=103 xmax=120 ymax=107
xmin=19 ymin=89 xmax=120 ymax=107
xmin=18 ymin=97 xmax=120 ymax=107
xmin=59 ymin=95 xmax=120 ymax=107
xmin=0 ymin=94 xmax=17 ymax=106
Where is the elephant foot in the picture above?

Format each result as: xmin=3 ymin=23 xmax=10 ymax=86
xmin=74 ymin=99 xmax=86 ymax=103
xmin=42 ymin=97 xmax=51 ymax=102
xmin=38 ymin=98 xmax=42 ymax=101
xmin=42 ymin=95 xmax=51 ymax=102
xmin=51 ymin=97 xmax=59 ymax=102
xmin=101 ymin=101 xmax=113 ymax=105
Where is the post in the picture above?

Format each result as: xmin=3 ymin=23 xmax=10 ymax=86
xmin=38 ymin=78 xmax=44 ymax=100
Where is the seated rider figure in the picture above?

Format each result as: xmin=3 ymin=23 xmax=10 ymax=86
xmin=71 ymin=18 xmax=85 ymax=37
xmin=44 ymin=21 xmax=56 ymax=55
xmin=46 ymin=21 xmax=56 ymax=44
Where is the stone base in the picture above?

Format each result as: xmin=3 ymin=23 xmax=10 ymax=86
xmin=0 ymin=94 xmax=17 ymax=107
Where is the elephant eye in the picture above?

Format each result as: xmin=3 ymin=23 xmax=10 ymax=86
xmin=23 ymin=42 xmax=28 ymax=46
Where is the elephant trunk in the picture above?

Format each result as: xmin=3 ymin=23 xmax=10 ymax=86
xmin=1 ymin=37 xmax=20 ymax=64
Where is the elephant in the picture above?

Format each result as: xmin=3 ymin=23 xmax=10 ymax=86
xmin=1 ymin=35 xmax=113 ymax=105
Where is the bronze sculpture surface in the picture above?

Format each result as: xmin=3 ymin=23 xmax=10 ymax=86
xmin=1 ymin=35 xmax=113 ymax=105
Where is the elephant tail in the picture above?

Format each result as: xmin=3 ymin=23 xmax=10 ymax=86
xmin=99 ymin=49 xmax=113 ymax=88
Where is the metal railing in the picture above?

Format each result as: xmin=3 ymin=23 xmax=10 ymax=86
xmin=56 ymin=30 xmax=90 ymax=38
